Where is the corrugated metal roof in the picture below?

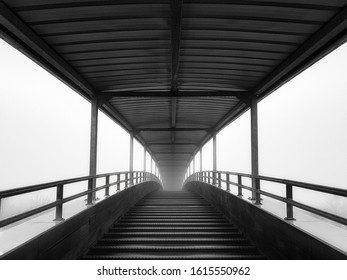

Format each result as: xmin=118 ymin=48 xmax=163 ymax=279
xmin=1 ymin=0 xmax=347 ymax=188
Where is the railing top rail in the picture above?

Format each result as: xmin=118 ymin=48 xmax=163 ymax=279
xmin=0 ymin=171 xmax=155 ymax=198
xmin=194 ymin=170 xmax=347 ymax=197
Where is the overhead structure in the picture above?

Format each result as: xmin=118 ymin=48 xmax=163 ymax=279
xmin=1 ymin=0 xmax=347 ymax=189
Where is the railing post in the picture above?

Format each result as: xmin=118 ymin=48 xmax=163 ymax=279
xmin=87 ymin=178 xmax=94 ymax=205
xmin=285 ymin=184 xmax=295 ymax=220
xmin=105 ymin=175 xmax=110 ymax=197
xmin=226 ymin=173 xmax=230 ymax=192
xmin=54 ymin=184 xmax=64 ymax=221
xmin=218 ymin=172 xmax=221 ymax=188
xmin=254 ymin=178 xmax=261 ymax=205
xmin=237 ymin=175 xmax=243 ymax=197
xmin=117 ymin=173 xmax=121 ymax=191
xmin=125 ymin=173 xmax=128 ymax=188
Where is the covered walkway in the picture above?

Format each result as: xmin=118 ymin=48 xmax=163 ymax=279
xmin=0 ymin=0 xmax=347 ymax=259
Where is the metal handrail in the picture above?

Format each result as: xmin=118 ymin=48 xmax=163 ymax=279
xmin=185 ymin=170 xmax=347 ymax=226
xmin=0 ymin=171 xmax=160 ymax=228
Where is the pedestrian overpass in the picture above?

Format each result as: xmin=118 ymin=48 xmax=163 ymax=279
xmin=0 ymin=0 xmax=347 ymax=259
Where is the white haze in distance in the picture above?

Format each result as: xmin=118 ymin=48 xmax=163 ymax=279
xmin=1 ymin=38 xmax=347 ymax=195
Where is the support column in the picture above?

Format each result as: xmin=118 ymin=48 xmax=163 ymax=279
xmin=144 ymin=148 xmax=147 ymax=172
xmin=251 ymin=96 xmax=261 ymax=204
xmin=88 ymin=95 xmax=98 ymax=204
xmin=129 ymin=133 xmax=134 ymax=185
xmin=151 ymin=158 xmax=153 ymax=174
xmin=193 ymin=157 xmax=196 ymax=174
xmin=199 ymin=148 xmax=202 ymax=172
xmin=213 ymin=131 xmax=217 ymax=184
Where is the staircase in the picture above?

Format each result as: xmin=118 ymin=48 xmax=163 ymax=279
xmin=84 ymin=190 xmax=265 ymax=259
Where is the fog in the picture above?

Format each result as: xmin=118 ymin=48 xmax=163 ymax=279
xmin=1 ymin=39 xmax=347 ymax=253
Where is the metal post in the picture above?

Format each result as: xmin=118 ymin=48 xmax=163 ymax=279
xmin=117 ymin=173 xmax=121 ymax=191
xmin=125 ymin=173 xmax=128 ymax=188
xmin=285 ymin=184 xmax=295 ymax=220
xmin=237 ymin=175 xmax=243 ymax=197
xmin=226 ymin=173 xmax=230 ymax=192
xmin=105 ymin=175 xmax=110 ymax=197
xmin=199 ymin=148 xmax=203 ymax=172
xmin=54 ymin=184 xmax=64 ymax=221
xmin=144 ymin=148 xmax=147 ymax=172
xmin=251 ymin=96 xmax=261 ymax=205
xmin=213 ymin=131 xmax=217 ymax=185
xmin=218 ymin=172 xmax=221 ymax=188
xmin=89 ymin=95 xmax=98 ymax=202
xmin=129 ymin=133 xmax=134 ymax=185
xmin=87 ymin=178 xmax=93 ymax=205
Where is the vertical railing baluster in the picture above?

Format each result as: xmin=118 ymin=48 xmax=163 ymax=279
xmin=117 ymin=173 xmax=121 ymax=191
xmin=129 ymin=171 xmax=132 ymax=186
xmin=226 ymin=173 xmax=230 ymax=192
xmin=237 ymin=175 xmax=243 ymax=197
xmin=125 ymin=173 xmax=128 ymax=188
xmin=87 ymin=178 xmax=94 ymax=205
xmin=218 ymin=172 xmax=221 ymax=188
xmin=105 ymin=175 xmax=110 ymax=197
xmin=255 ymin=178 xmax=261 ymax=205
xmin=54 ymin=184 xmax=64 ymax=221
xmin=285 ymin=184 xmax=295 ymax=220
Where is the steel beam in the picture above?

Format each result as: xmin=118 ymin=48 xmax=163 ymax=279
xmin=99 ymin=90 xmax=248 ymax=98
xmin=154 ymin=152 xmax=191 ymax=155
xmin=170 ymin=0 xmax=183 ymax=92
xmin=137 ymin=128 xmax=209 ymax=133
xmin=148 ymin=142 xmax=199 ymax=146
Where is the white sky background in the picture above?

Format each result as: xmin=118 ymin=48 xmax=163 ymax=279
xmin=1 ymin=39 xmax=347 ymax=192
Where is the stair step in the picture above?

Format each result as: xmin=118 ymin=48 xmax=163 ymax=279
xmin=83 ymin=190 xmax=264 ymax=260
xmin=115 ymin=222 xmax=230 ymax=226
xmin=103 ymin=232 xmax=244 ymax=238
xmin=90 ymin=245 xmax=258 ymax=253
xmin=119 ymin=218 xmax=228 ymax=222
xmin=109 ymin=227 xmax=239 ymax=232
xmin=84 ymin=253 xmax=265 ymax=260
xmin=98 ymin=238 xmax=251 ymax=246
